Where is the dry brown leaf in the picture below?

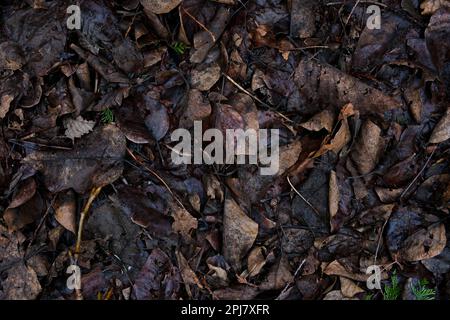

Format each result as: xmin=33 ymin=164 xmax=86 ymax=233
xmin=247 ymin=247 xmax=266 ymax=277
xmin=213 ymin=285 xmax=259 ymax=300
xmin=340 ymin=277 xmax=365 ymax=298
xmin=190 ymin=63 xmax=221 ymax=91
xmin=314 ymin=117 xmax=351 ymax=157
xmin=64 ymin=116 xmax=96 ymax=140
xmin=170 ymin=205 xmax=198 ymax=240
xmin=300 ymin=110 xmax=335 ymax=132
xmin=175 ymin=250 xmax=204 ymax=294
xmin=401 ymin=223 xmax=447 ymax=261
xmin=54 ymin=190 xmax=77 ymax=234
xmin=324 ymin=260 xmax=371 ymax=282
xmin=222 ymin=197 xmax=258 ymax=271
xmin=294 ymin=59 xmax=402 ymax=115
xmin=203 ymin=174 xmax=224 ymax=202
xmin=351 ymin=120 xmax=382 ymax=175
xmin=375 ymin=187 xmax=404 ymax=203
xmin=259 ymin=255 xmax=293 ymax=291
xmin=421 ymin=0 xmax=450 ymax=15
xmin=140 ymin=0 xmax=182 ymax=15
xmin=24 ymin=124 xmax=126 ymax=194
xmin=0 ymin=94 xmax=14 ymax=119
xmin=1 ymin=263 xmax=42 ymax=299
xmin=323 ymin=290 xmax=353 ymax=300
xmin=429 ymin=107 xmax=450 ymax=143
xmin=179 ymin=89 xmax=212 ymax=128
xmin=8 ymin=178 xmax=36 ymax=209
xmin=3 ymin=193 xmax=44 ymax=231
xmin=190 ymin=7 xmax=230 ymax=64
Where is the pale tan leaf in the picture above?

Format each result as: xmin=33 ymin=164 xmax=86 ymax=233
xmin=170 ymin=205 xmax=198 ymax=239
xmin=247 ymin=247 xmax=266 ymax=277
xmin=351 ymin=120 xmax=382 ymax=175
xmin=340 ymin=277 xmax=365 ymax=298
xmin=429 ymin=107 xmax=450 ymax=143
xmin=0 ymin=94 xmax=14 ymax=119
xmin=140 ymin=0 xmax=182 ymax=14
xmin=54 ymin=190 xmax=77 ymax=234
xmin=401 ymin=223 xmax=447 ymax=261
xmin=64 ymin=116 xmax=95 ymax=140
xmin=300 ymin=110 xmax=335 ymax=132
xmin=420 ymin=0 xmax=450 ymax=15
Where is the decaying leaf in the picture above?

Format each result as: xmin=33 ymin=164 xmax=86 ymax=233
xmin=300 ymin=110 xmax=335 ymax=132
xmin=429 ymin=107 xmax=450 ymax=143
xmin=140 ymin=0 xmax=182 ymax=14
xmin=176 ymin=250 xmax=204 ymax=293
xmin=340 ymin=277 xmax=364 ymax=298
xmin=259 ymin=255 xmax=293 ymax=291
xmin=1 ymin=263 xmax=42 ymax=300
xmin=294 ymin=58 xmax=402 ymax=116
xmin=247 ymin=247 xmax=266 ymax=277
xmin=24 ymin=125 xmax=126 ymax=194
xmin=401 ymin=223 xmax=447 ymax=261
xmin=133 ymin=248 xmax=181 ymax=299
xmin=421 ymin=0 xmax=450 ymax=15
xmin=170 ymin=205 xmax=198 ymax=240
xmin=54 ymin=190 xmax=77 ymax=234
xmin=222 ymin=197 xmax=258 ymax=271
xmin=190 ymin=63 xmax=221 ymax=91
xmin=351 ymin=120 xmax=383 ymax=175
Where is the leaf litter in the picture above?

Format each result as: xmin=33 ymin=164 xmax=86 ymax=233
xmin=0 ymin=0 xmax=449 ymax=301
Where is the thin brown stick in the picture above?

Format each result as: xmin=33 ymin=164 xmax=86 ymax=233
xmin=345 ymin=0 xmax=361 ymax=26
xmin=127 ymin=148 xmax=186 ymax=210
xmin=287 ymin=176 xmax=322 ymax=217
xmin=26 ymin=195 xmax=57 ymax=252
xmin=181 ymin=6 xmax=216 ymax=42
xmin=400 ymin=146 xmax=437 ymax=199
xmin=74 ymin=186 xmax=103 ymax=258
xmin=222 ymin=72 xmax=293 ymax=123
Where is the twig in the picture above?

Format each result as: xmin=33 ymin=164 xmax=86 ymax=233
xmin=26 ymin=195 xmax=57 ymax=252
xmin=287 ymin=45 xmax=331 ymax=51
xmin=74 ymin=186 xmax=103 ymax=258
xmin=180 ymin=6 xmax=216 ymax=42
xmin=326 ymin=1 xmax=387 ymax=7
xmin=126 ymin=148 xmax=185 ymax=209
xmin=287 ymin=176 xmax=321 ymax=217
xmin=400 ymin=146 xmax=437 ymax=199
xmin=222 ymin=72 xmax=293 ymax=123
xmin=276 ymin=259 xmax=306 ymax=299
xmin=374 ymin=217 xmax=389 ymax=266
xmin=345 ymin=0 xmax=361 ymax=26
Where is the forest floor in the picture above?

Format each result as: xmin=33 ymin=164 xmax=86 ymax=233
xmin=0 ymin=0 xmax=450 ymax=300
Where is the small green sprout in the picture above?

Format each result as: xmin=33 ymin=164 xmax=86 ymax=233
xmin=411 ymin=279 xmax=435 ymax=300
xmin=101 ymin=108 xmax=114 ymax=124
xmin=171 ymin=41 xmax=189 ymax=55
xmin=383 ymin=271 xmax=401 ymax=300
